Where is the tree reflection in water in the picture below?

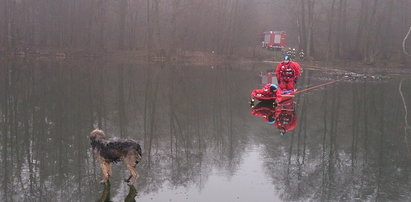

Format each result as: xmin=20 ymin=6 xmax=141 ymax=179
xmin=259 ymin=78 xmax=411 ymax=201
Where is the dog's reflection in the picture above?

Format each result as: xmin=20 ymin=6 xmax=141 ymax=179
xmin=125 ymin=185 xmax=137 ymax=202
xmin=97 ymin=182 xmax=137 ymax=202
xmin=97 ymin=182 xmax=112 ymax=202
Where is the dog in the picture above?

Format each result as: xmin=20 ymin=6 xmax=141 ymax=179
xmin=90 ymin=129 xmax=142 ymax=185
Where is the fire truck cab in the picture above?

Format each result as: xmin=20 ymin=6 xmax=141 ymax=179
xmin=262 ymin=31 xmax=286 ymax=51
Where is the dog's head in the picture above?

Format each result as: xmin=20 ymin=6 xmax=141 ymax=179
xmin=90 ymin=129 xmax=106 ymax=142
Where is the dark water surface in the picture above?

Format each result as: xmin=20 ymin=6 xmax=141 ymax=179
xmin=1 ymin=59 xmax=411 ymax=202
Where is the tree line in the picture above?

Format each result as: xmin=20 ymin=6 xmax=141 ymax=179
xmin=293 ymin=0 xmax=411 ymax=63
xmin=0 ymin=0 xmax=410 ymax=62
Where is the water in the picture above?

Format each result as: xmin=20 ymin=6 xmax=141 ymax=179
xmin=0 ymin=58 xmax=410 ymax=202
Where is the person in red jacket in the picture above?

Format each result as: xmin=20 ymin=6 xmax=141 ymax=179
xmin=275 ymin=56 xmax=301 ymax=90
xmin=250 ymin=83 xmax=278 ymax=102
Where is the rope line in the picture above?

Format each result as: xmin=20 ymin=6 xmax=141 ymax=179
xmin=295 ymin=79 xmax=343 ymax=94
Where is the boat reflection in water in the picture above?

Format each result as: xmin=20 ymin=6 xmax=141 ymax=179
xmin=250 ymin=98 xmax=297 ymax=136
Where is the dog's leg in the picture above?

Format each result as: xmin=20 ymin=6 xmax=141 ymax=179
xmin=124 ymin=156 xmax=139 ymax=185
xmin=123 ymin=156 xmax=133 ymax=183
xmin=127 ymin=164 xmax=138 ymax=186
xmin=124 ymin=175 xmax=132 ymax=183
xmin=99 ymin=159 xmax=111 ymax=184
xmin=108 ymin=163 xmax=112 ymax=180
xmin=125 ymin=152 xmax=142 ymax=183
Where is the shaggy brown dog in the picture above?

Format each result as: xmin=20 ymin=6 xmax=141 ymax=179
xmin=90 ymin=129 xmax=142 ymax=185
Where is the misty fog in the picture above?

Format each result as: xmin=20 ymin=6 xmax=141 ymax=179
xmin=1 ymin=0 xmax=410 ymax=63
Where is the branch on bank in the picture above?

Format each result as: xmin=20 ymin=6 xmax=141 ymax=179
xmin=403 ymin=26 xmax=411 ymax=56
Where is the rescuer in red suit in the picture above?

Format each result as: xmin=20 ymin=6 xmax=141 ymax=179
xmin=250 ymin=83 xmax=278 ymax=99
xmin=275 ymin=55 xmax=301 ymax=90
xmin=274 ymin=98 xmax=297 ymax=136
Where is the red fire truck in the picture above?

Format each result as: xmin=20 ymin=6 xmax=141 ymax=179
xmin=261 ymin=31 xmax=286 ymax=51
